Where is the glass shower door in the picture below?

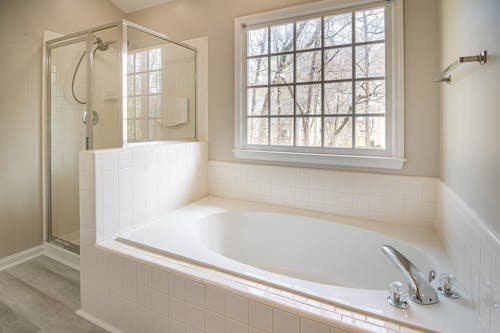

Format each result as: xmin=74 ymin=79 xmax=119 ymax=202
xmin=48 ymin=39 xmax=88 ymax=251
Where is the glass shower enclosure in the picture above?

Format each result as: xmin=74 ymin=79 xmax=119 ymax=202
xmin=45 ymin=20 xmax=197 ymax=253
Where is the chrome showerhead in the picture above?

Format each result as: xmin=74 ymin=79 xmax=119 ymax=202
xmin=94 ymin=37 xmax=110 ymax=51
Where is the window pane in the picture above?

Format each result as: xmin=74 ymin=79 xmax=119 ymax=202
xmin=296 ymin=84 xmax=321 ymax=115
xmin=135 ymin=51 xmax=147 ymax=72
xmin=127 ymin=75 xmax=135 ymax=95
xmin=248 ymin=27 xmax=268 ymax=56
xmin=127 ymin=120 xmax=135 ymax=141
xmin=355 ymin=8 xmax=385 ymax=43
xmin=148 ymin=48 xmax=161 ymax=70
xmin=135 ymin=119 xmax=149 ymax=141
xmin=325 ymin=82 xmax=352 ymax=114
xmin=296 ymin=51 xmax=322 ymax=82
xmin=296 ymin=18 xmax=321 ymax=50
xmin=247 ymin=118 xmax=268 ymax=145
xmin=127 ymin=97 xmax=135 ymax=118
xmin=355 ymin=116 xmax=385 ymax=149
xmin=356 ymin=80 xmax=385 ymax=114
xmin=135 ymin=96 xmax=147 ymax=118
xmin=296 ymin=117 xmax=321 ymax=146
xmin=270 ymin=86 xmax=293 ymax=115
xmin=270 ymin=23 xmax=294 ymax=53
xmin=271 ymin=118 xmax=293 ymax=146
xmin=355 ymin=43 xmax=385 ymax=78
xmin=247 ymin=57 xmax=269 ymax=86
xmin=324 ymin=117 xmax=352 ymax=148
xmin=247 ymin=87 xmax=269 ymax=116
xmin=149 ymin=95 xmax=161 ymax=117
xmin=324 ymin=13 xmax=352 ymax=47
xmin=127 ymin=54 xmax=135 ymax=73
xmin=135 ymin=73 xmax=148 ymax=95
xmin=271 ymin=54 xmax=294 ymax=84
xmin=324 ymin=47 xmax=352 ymax=80
xmin=149 ymin=71 xmax=161 ymax=94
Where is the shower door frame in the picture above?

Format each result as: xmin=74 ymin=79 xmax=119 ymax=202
xmin=44 ymin=20 xmax=198 ymax=254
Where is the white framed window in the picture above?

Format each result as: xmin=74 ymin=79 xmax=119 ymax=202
xmin=234 ymin=0 xmax=405 ymax=169
xmin=127 ymin=47 xmax=163 ymax=142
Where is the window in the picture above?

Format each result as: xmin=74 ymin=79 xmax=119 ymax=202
xmin=234 ymin=0 xmax=405 ymax=169
xmin=127 ymin=47 xmax=162 ymax=142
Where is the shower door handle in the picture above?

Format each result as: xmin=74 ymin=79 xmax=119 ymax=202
xmin=82 ymin=110 xmax=99 ymax=126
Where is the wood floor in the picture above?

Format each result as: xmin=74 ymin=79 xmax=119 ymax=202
xmin=0 ymin=255 xmax=107 ymax=333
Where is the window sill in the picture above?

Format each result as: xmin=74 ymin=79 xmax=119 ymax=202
xmin=233 ymin=149 xmax=406 ymax=170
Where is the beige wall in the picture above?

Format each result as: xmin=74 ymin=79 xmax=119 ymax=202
xmin=0 ymin=0 xmax=124 ymax=258
xmin=127 ymin=0 xmax=440 ymax=177
xmin=439 ymin=0 xmax=500 ymax=235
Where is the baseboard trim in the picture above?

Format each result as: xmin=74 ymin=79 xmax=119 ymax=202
xmin=76 ymin=309 xmax=125 ymax=333
xmin=0 ymin=245 xmax=44 ymax=272
xmin=43 ymin=242 xmax=80 ymax=271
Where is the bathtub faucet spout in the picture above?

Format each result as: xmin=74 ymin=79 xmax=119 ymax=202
xmin=381 ymin=245 xmax=439 ymax=305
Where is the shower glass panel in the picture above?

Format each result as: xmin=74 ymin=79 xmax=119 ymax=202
xmin=125 ymin=26 xmax=196 ymax=143
xmin=49 ymin=39 xmax=88 ymax=250
xmin=45 ymin=20 xmax=197 ymax=254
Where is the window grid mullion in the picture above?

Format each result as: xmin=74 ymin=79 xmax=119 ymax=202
xmin=267 ymin=27 xmax=271 ymax=146
xmin=293 ymin=22 xmax=297 ymax=147
xmin=351 ymin=10 xmax=356 ymax=149
xmin=320 ymin=16 xmax=325 ymax=148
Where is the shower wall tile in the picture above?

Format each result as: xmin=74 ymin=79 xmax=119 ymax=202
xmin=437 ymin=181 xmax=500 ymax=333
xmin=79 ymin=141 xmax=208 ymax=244
xmin=208 ymin=161 xmax=437 ymax=228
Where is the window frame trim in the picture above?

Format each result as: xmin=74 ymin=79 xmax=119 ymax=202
xmin=234 ymin=0 xmax=405 ymax=169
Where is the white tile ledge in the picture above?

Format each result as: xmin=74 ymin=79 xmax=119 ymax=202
xmin=233 ymin=149 xmax=406 ymax=169
xmin=96 ymin=240 xmax=432 ymax=333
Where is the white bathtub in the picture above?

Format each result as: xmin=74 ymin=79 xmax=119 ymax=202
xmin=117 ymin=196 xmax=482 ymax=332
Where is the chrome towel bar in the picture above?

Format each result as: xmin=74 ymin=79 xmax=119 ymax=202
xmin=434 ymin=50 xmax=487 ymax=83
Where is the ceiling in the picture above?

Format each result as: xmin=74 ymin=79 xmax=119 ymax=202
xmin=110 ymin=0 xmax=175 ymax=13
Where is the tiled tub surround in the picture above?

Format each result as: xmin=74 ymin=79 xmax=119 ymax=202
xmin=78 ymin=149 xmax=485 ymax=333
xmin=208 ymin=161 xmax=437 ymax=228
xmin=116 ymin=196 xmax=484 ymax=332
xmin=437 ymin=182 xmax=500 ymax=333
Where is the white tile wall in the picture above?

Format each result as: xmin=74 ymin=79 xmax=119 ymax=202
xmin=208 ymin=161 xmax=437 ymax=228
xmin=80 ymin=145 xmax=432 ymax=332
xmin=437 ymin=181 xmax=500 ymax=333
xmin=82 ymin=142 xmax=208 ymax=244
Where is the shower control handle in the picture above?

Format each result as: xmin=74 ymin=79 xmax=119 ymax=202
xmin=82 ymin=110 xmax=99 ymax=126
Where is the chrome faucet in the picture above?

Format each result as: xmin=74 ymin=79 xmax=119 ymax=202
xmin=381 ymin=245 xmax=439 ymax=305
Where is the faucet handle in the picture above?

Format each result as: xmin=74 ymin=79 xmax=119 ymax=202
xmin=428 ymin=270 xmax=436 ymax=283
xmin=437 ymin=273 xmax=460 ymax=299
xmin=387 ymin=281 xmax=409 ymax=309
